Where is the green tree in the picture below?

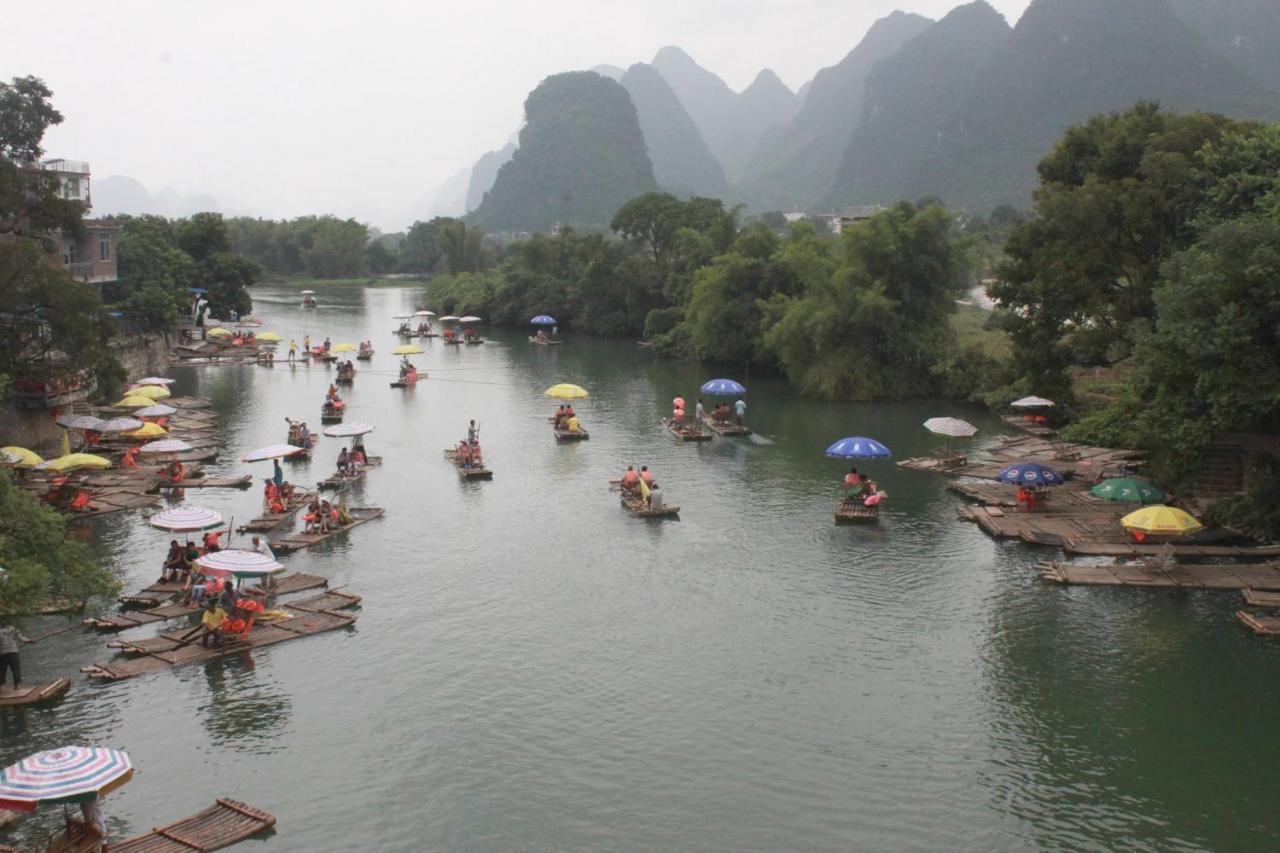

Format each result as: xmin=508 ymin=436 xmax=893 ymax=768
xmin=112 ymin=215 xmax=196 ymax=333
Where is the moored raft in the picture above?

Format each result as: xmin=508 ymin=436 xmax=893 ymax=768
xmin=662 ymin=417 xmax=712 ymax=442
xmin=834 ymin=500 xmax=880 ymax=523
xmin=104 ymin=798 xmax=276 ymax=852
xmin=0 ymin=678 xmax=71 ymax=708
xmin=444 ymin=448 xmax=492 ymax=479
xmin=237 ymin=490 xmax=316 ymax=532
xmin=87 ymin=573 xmax=331 ymax=631
xmin=270 ymin=507 xmax=385 ymax=554
xmin=317 ymin=457 xmax=383 ymax=490
xmin=1039 ymin=560 xmax=1280 ymax=590
xmin=700 ymin=414 xmax=751 ymax=437
xmin=159 ymin=474 xmax=253 ymax=490
xmin=553 ymin=424 xmax=589 ymax=442
xmin=620 ymin=492 xmax=679 ymax=519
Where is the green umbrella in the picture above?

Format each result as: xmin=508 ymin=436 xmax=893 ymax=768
xmin=1091 ymin=477 xmax=1164 ymax=503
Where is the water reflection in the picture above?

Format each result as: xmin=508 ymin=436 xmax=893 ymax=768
xmin=200 ymin=658 xmax=292 ymax=752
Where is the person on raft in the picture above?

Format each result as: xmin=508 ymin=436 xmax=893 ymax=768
xmin=621 ymin=465 xmax=640 ymax=495
xmin=201 ymin=599 xmax=228 ymax=648
xmin=553 ymin=404 xmax=567 ymax=428
xmin=350 ymin=442 xmax=368 ymax=466
xmin=0 ymin=621 xmax=34 ymax=693
xmin=647 ymin=482 xmax=665 ymax=512
xmin=337 ymin=446 xmax=352 ymax=475
xmin=162 ymin=540 xmax=186 ymax=581
xmin=322 ymin=336 xmax=332 ymax=353
xmin=326 ymin=384 xmax=340 ymax=401
xmin=565 ymin=411 xmax=581 ymax=433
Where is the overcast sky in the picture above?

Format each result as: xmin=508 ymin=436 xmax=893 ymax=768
xmin=2 ymin=0 xmax=1033 ymax=230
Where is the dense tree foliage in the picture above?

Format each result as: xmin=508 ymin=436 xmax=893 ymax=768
xmin=226 ymin=215 xmax=369 ymax=278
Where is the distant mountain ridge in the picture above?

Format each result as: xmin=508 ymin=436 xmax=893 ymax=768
xmin=620 ymin=63 xmax=727 ymax=198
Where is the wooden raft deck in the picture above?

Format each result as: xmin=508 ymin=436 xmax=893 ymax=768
xmin=1041 ymin=560 xmax=1280 ymax=590
xmin=88 ymin=574 xmax=330 ymax=631
xmin=120 ymin=579 xmax=185 ymax=607
xmin=317 ymin=457 xmax=383 ymax=490
xmin=1061 ymin=539 xmax=1280 ymax=559
xmin=271 ymin=507 xmax=385 ymax=554
xmin=1236 ymin=611 xmax=1280 ymax=636
xmin=108 ymin=798 xmax=276 ymax=852
xmin=84 ymin=602 xmax=358 ymax=681
xmin=161 ymin=475 xmax=252 ymax=490
xmin=835 ymin=501 xmax=880 ymax=523
xmin=1241 ymin=589 xmax=1280 ymax=607
xmin=620 ymin=493 xmax=679 ymax=519
xmin=700 ymin=415 xmax=751 ymax=437
xmin=0 ymin=678 xmax=71 ymax=707
xmin=237 ymin=492 xmax=315 ymax=532
xmin=443 ymin=449 xmax=493 ymax=479
xmin=662 ymin=418 xmax=712 ymax=442
xmin=553 ymin=425 xmax=589 ymax=442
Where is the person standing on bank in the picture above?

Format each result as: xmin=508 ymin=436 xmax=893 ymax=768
xmin=0 ymin=622 xmax=34 ymax=692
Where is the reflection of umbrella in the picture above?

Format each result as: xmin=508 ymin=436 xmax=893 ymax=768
xmin=149 ymin=506 xmax=223 ymax=532
xmin=128 ymin=385 xmax=170 ymax=400
xmin=392 ymin=345 xmax=423 ymax=355
xmin=241 ymin=444 xmax=307 ymax=462
xmin=56 ymin=415 xmax=105 ymax=431
xmin=114 ymin=395 xmax=155 ymax=408
xmin=459 ymin=316 xmax=482 ymax=323
xmin=135 ymin=377 xmax=175 ymax=386
xmin=1121 ymin=505 xmax=1202 ymax=535
xmin=438 ymin=315 xmax=459 ymax=322
xmin=824 ymin=437 xmax=891 ymax=459
xmin=323 ymin=422 xmax=374 ymax=437
xmin=196 ymin=549 xmax=285 ymax=579
xmin=37 ymin=453 xmax=111 ymax=472
xmin=700 ymin=378 xmax=745 ymax=396
xmin=924 ymin=417 xmax=977 ymax=437
xmin=1011 ymin=396 xmax=1055 ymax=408
xmin=124 ymin=422 xmax=167 ymax=439
xmin=530 ymin=315 xmax=557 ymax=325
xmin=545 ymin=384 xmax=589 ymax=399
xmin=97 ymin=418 xmax=145 ymax=433
xmin=257 ymin=332 xmax=281 ymax=342
xmin=138 ymin=439 xmax=193 ymax=454
xmin=135 ymin=404 xmax=177 ymax=418
xmin=0 ymin=746 xmax=133 ymax=812
xmin=1 ymin=447 xmax=42 ymax=468
xmin=995 ymin=462 xmax=1063 ymax=486
xmin=414 ymin=310 xmax=436 ymax=318
xmin=1092 ymin=477 xmax=1164 ymax=503
xmin=331 ymin=343 xmax=356 ymax=353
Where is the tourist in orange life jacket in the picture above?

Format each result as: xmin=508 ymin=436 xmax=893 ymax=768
xmin=622 ymin=465 xmax=640 ymax=495
xmin=202 ymin=529 xmax=222 ymax=553
xmin=122 ymin=446 xmax=140 ymax=468
xmin=843 ymin=467 xmax=860 ymax=489
xmin=640 ymin=466 xmax=654 ymax=485
xmin=166 ymin=459 xmax=185 ymax=483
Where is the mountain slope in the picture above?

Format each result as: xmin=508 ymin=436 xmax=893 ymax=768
xmin=620 ymin=63 xmax=727 ymax=198
xmin=738 ymin=11 xmax=934 ymax=211
xmin=469 ymin=72 xmax=657 ymax=232
xmin=1167 ymin=0 xmax=1280 ymax=90
xmin=828 ymin=2 xmax=1011 ymax=207
xmin=724 ymin=70 xmax=801 ymax=180
xmin=465 ymin=143 xmax=515 ymax=213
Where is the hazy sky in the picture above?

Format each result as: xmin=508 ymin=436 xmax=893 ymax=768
xmin=2 ymin=0 xmax=1033 ymax=229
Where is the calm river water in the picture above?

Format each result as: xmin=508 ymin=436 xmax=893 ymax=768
xmin=6 ymin=285 xmax=1280 ymax=851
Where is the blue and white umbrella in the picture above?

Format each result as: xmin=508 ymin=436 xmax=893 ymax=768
xmin=700 ymin=378 xmax=746 ymax=396
xmin=530 ymin=315 xmax=557 ymax=325
xmin=196 ymin=549 xmax=284 ymax=579
xmin=824 ymin=437 xmax=892 ymax=459
xmin=995 ymin=462 xmax=1064 ymax=486
xmin=149 ymin=505 xmax=223 ymax=532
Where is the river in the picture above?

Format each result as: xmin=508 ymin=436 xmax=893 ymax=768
xmin=6 ymin=284 xmax=1279 ymax=851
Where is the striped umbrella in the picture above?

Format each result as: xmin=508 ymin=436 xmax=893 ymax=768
xmin=55 ymin=414 xmax=105 ymax=431
xmin=114 ymin=395 xmax=156 ymax=408
xmin=923 ymin=417 xmax=977 ymax=438
xmin=195 ymin=549 xmax=284 ymax=579
xmin=323 ymin=422 xmax=374 ymax=438
xmin=149 ymin=506 xmax=223 ymax=532
xmin=0 ymin=746 xmax=133 ymax=811
xmin=241 ymin=444 xmax=307 ymax=462
xmin=135 ymin=403 xmax=177 ymax=418
xmin=392 ymin=345 xmax=423 ymax=355
xmin=824 ymin=437 xmax=892 ymax=459
xmin=138 ymin=439 xmax=193 ymax=454
xmin=545 ymin=384 xmax=589 ymax=399
xmin=97 ymin=417 xmax=145 ymax=433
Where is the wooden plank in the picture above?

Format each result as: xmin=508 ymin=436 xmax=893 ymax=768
xmin=1042 ymin=561 xmax=1280 ymax=590
xmin=1242 ymin=589 xmax=1280 ymax=607
xmin=108 ymin=799 xmax=276 ymax=852
xmin=443 ymin=449 xmax=492 ymax=479
xmin=271 ymin=509 xmax=384 ymax=554
xmin=0 ymin=678 xmax=71 ymax=707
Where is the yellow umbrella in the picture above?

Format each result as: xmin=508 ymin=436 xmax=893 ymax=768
xmin=206 ymin=327 xmax=232 ymax=337
xmin=115 ymin=395 xmax=156 ymax=407
xmin=392 ymin=345 xmax=424 ymax=355
xmin=331 ymin=343 xmax=357 ymax=353
xmin=1 ymin=446 xmax=43 ymax=468
xmin=257 ymin=332 xmax=281 ymax=342
xmin=128 ymin=385 xmax=171 ymax=400
xmin=544 ymin=383 xmax=589 ymax=399
xmin=1121 ymin=505 xmax=1203 ymax=536
xmin=38 ymin=453 xmax=111 ymax=472
xmin=125 ymin=422 xmax=168 ymax=439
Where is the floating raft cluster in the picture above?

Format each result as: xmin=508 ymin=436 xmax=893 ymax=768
xmin=90 ymin=573 xmax=330 ymax=631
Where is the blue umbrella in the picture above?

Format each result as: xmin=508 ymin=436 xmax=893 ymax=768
xmin=824 ymin=437 xmax=891 ymax=459
xmin=700 ymin=378 xmax=746 ymax=396
xmin=530 ymin=315 xmax=557 ymax=325
xmin=995 ymin=462 xmax=1064 ymax=486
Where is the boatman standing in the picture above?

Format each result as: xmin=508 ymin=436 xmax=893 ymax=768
xmin=0 ymin=621 xmax=33 ymax=693
xmin=735 ymin=397 xmax=746 ymax=426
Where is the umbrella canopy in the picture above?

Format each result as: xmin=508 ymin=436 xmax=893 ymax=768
xmin=37 ymin=453 xmax=111 ymax=473
xmin=257 ymin=332 xmax=281 ymax=342
xmin=114 ymin=395 xmax=156 ymax=408
xmin=206 ymin=327 xmax=232 ymax=338
xmin=241 ymin=444 xmax=307 ymax=463
xmin=135 ymin=403 xmax=177 ymax=418
xmin=530 ymin=315 xmax=557 ymax=325
xmin=138 ymin=439 xmax=194 ymax=454
xmin=0 ymin=447 xmax=42 ymax=468
xmin=438 ymin=315 xmax=459 ymax=322
xmin=392 ymin=344 xmax=423 ymax=355
xmin=995 ymin=462 xmax=1064 ymax=486
xmin=0 ymin=747 xmax=133 ymax=812
xmin=1092 ymin=477 xmax=1165 ymax=504
xmin=458 ymin=315 xmax=482 ymax=323
xmin=1011 ymin=396 xmax=1055 ymax=408
xmin=124 ymin=422 xmax=167 ymax=439
xmin=127 ymin=385 xmax=171 ymax=400
xmin=97 ymin=417 xmax=145 ymax=433
xmin=134 ymin=377 xmax=175 ymax=386
xmin=1121 ymin=505 xmax=1202 ymax=535
xmin=300 ymin=290 xmax=316 ymax=295
xmin=545 ymin=383 xmax=589 ymax=400
xmin=323 ymin=422 xmax=374 ymax=438
xmin=924 ymin=417 xmax=978 ymax=438
xmin=331 ymin=343 xmax=357 ymax=353
xmin=393 ymin=313 xmax=414 ymax=320
xmin=149 ymin=506 xmax=223 ymax=532
xmin=55 ymin=415 xmax=105 ymax=431
xmin=414 ymin=310 xmax=436 ymax=318
xmin=700 ymin=378 xmax=746 ymax=396
xmin=195 ymin=549 xmax=285 ymax=579
xmin=824 ymin=437 xmax=892 ymax=459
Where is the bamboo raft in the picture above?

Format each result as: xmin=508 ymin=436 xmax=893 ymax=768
xmin=270 ymin=507 xmax=385 ymax=554
xmin=317 ymin=457 xmax=383 ymax=490
xmin=393 ymin=329 xmax=421 ymax=337
xmin=1062 ymin=539 xmax=1280 ymax=559
xmin=835 ymin=501 xmax=880 ymax=523
xmin=553 ymin=425 xmax=589 ymax=442
xmin=1001 ymin=414 xmax=1058 ymax=437
xmin=0 ymin=678 xmax=71 ymax=707
xmin=1040 ymin=560 xmax=1280 ymax=590
xmin=119 ymin=579 xmax=186 ymax=607
xmin=443 ymin=449 xmax=492 ymax=479
xmin=528 ymin=336 xmax=562 ymax=345
xmin=662 ymin=418 xmax=712 ymax=442
xmin=620 ymin=492 xmax=679 ymax=519
xmin=465 ymin=338 xmax=485 ymax=345
xmin=700 ymin=415 xmax=751 ymax=437
xmin=105 ymin=798 xmax=276 ymax=852
xmin=237 ymin=491 xmax=315 ymax=532
xmin=1236 ymin=611 xmax=1280 ymax=636
xmin=89 ymin=574 xmax=330 ymax=631
xmin=160 ymin=475 xmax=253 ymax=490
xmin=83 ymin=602 xmax=358 ymax=681
xmin=1242 ymin=589 xmax=1280 ymax=607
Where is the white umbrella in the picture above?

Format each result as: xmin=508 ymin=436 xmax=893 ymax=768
xmin=134 ymin=377 xmax=176 ymax=386
xmin=135 ymin=404 xmax=178 ymax=418
xmin=97 ymin=417 xmax=145 ymax=433
xmin=323 ymin=422 xmax=374 ymax=438
xmin=241 ymin=444 xmax=307 ymax=462
xmin=458 ymin=316 xmax=482 ymax=323
xmin=1011 ymin=396 xmax=1055 ymax=408
xmin=55 ymin=415 xmax=105 ymax=430
xmin=138 ymin=439 xmax=194 ymax=454
xmin=414 ymin=310 xmax=436 ymax=318
xmin=300 ymin=290 xmax=316 ymax=295
xmin=195 ymin=549 xmax=284 ymax=579
xmin=438 ymin=315 xmax=459 ymax=322
xmin=924 ymin=417 xmax=978 ymax=438
xmin=149 ymin=506 xmax=223 ymax=532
